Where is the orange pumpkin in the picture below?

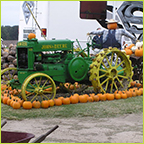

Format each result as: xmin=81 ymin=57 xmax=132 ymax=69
xmin=1 ymin=85 xmax=7 ymax=91
xmin=64 ymin=83 xmax=70 ymax=89
xmin=90 ymin=95 xmax=95 ymax=101
xmin=83 ymin=94 xmax=89 ymax=100
xmin=132 ymin=89 xmax=137 ymax=97
xmin=136 ymin=83 xmax=142 ymax=88
xmin=12 ymin=89 xmax=18 ymax=95
xmin=125 ymin=48 xmax=133 ymax=55
xmin=135 ymin=89 xmax=142 ymax=96
xmin=139 ymin=88 xmax=143 ymax=95
xmin=10 ymin=99 xmax=15 ymax=107
xmin=58 ymin=97 xmax=64 ymax=101
xmin=70 ymin=95 xmax=79 ymax=104
xmin=135 ymin=48 xmax=143 ymax=57
xmin=2 ymin=96 xmax=9 ymax=104
xmin=74 ymin=82 xmax=78 ymax=85
xmin=13 ymin=100 xmax=21 ymax=109
xmin=130 ymin=81 xmax=137 ymax=87
xmin=69 ymin=84 xmax=74 ymax=90
xmin=23 ymin=101 xmax=32 ymax=109
xmin=125 ymin=90 xmax=132 ymax=98
xmin=62 ymin=97 xmax=70 ymax=105
xmin=97 ymin=93 xmax=102 ymax=98
xmin=48 ymin=99 xmax=55 ymax=107
xmin=32 ymin=100 xmax=41 ymax=108
xmin=41 ymin=100 xmax=49 ymax=108
xmin=93 ymin=95 xmax=100 ymax=102
xmin=99 ymin=94 xmax=106 ymax=101
xmin=8 ymin=86 xmax=12 ymax=91
xmin=87 ymin=96 xmax=94 ymax=102
xmin=7 ymin=97 xmax=12 ymax=105
xmin=54 ymin=98 xmax=62 ymax=106
xmin=107 ymin=23 xmax=117 ymax=29
xmin=3 ymin=93 xmax=9 ymax=97
xmin=28 ymin=33 xmax=36 ymax=40
xmin=106 ymin=93 xmax=114 ymax=101
xmin=74 ymin=82 xmax=79 ymax=89
xmin=121 ymin=92 xmax=127 ymax=99
xmin=114 ymin=93 xmax=121 ymax=100
xmin=73 ymin=93 xmax=79 ymax=98
xmin=79 ymin=95 xmax=87 ymax=103
xmin=89 ymin=93 xmax=95 ymax=97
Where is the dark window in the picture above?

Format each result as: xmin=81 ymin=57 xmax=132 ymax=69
xmin=80 ymin=1 xmax=107 ymax=21
xmin=18 ymin=48 xmax=28 ymax=69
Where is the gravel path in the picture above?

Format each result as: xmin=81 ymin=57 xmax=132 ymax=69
xmin=2 ymin=113 xmax=143 ymax=143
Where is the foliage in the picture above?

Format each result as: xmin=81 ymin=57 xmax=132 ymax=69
xmin=1 ymin=25 xmax=18 ymax=40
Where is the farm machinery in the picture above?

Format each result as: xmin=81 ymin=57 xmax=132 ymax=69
xmin=1 ymin=34 xmax=133 ymax=102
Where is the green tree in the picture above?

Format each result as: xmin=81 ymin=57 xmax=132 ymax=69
xmin=1 ymin=25 xmax=18 ymax=40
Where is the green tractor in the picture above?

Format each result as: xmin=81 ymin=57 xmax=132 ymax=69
xmin=1 ymin=35 xmax=133 ymax=102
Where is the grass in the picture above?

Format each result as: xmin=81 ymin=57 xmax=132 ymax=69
xmin=1 ymin=96 xmax=143 ymax=120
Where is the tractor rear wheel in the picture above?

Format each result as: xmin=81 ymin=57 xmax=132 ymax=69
xmin=21 ymin=73 xmax=56 ymax=102
xmin=89 ymin=47 xmax=133 ymax=93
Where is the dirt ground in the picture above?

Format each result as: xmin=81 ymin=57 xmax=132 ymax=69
xmin=2 ymin=113 xmax=143 ymax=143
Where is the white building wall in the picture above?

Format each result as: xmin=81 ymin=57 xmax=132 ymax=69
xmin=18 ymin=1 xmax=101 ymax=44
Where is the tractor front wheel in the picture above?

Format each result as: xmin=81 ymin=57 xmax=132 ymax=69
xmin=21 ymin=73 xmax=56 ymax=102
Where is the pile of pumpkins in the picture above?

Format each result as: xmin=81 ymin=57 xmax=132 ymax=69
xmin=1 ymin=81 xmax=143 ymax=110
xmin=124 ymin=41 xmax=143 ymax=57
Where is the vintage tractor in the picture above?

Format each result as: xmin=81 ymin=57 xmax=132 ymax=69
xmin=1 ymin=34 xmax=133 ymax=102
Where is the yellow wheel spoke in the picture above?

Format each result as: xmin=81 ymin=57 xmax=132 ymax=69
xmin=43 ymin=85 xmax=52 ymax=90
xmin=99 ymin=73 xmax=106 ymax=79
xmin=117 ymin=68 xmax=126 ymax=73
xmin=115 ymin=55 xmax=119 ymax=66
xmin=110 ymin=80 xmax=114 ymax=93
xmin=101 ymin=62 xmax=108 ymax=70
xmin=42 ymin=93 xmax=49 ymax=100
xmin=26 ymin=92 xmax=35 ymax=97
xmin=99 ymin=69 xmax=107 ymax=73
xmin=105 ymin=81 xmax=109 ymax=92
xmin=3 ymin=75 xmax=9 ymax=81
xmin=116 ymin=60 xmax=125 ymax=68
xmin=111 ymin=52 xmax=114 ymax=65
xmin=30 ymin=94 xmax=38 ymax=102
xmin=29 ymin=82 xmax=36 ymax=88
xmin=34 ymin=77 xmax=39 ymax=87
xmin=8 ymin=71 xmax=12 ymax=80
xmin=40 ymin=94 xmax=43 ymax=101
xmin=1 ymin=80 xmax=6 ymax=84
xmin=43 ymin=91 xmax=53 ymax=94
xmin=113 ymin=81 xmax=118 ymax=90
xmin=26 ymin=88 xmax=35 ymax=91
xmin=38 ymin=76 xmax=42 ymax=86
xmin=105 ymin=56 xmax=111 ymax=68
xmin=42 ymin=79 xmax=49 ymax=88
xmin=117 ymin=75 xmax=129 ymax=79
xmin=101 ymin=78 xmax=109 ymax=86
xmin=12 ymin=70 xmax=16 ymax=78
xmin=116 ymin=77 xmax=124 ymax=88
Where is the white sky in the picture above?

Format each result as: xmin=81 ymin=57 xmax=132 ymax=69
xmin=1 ymin=1 xmax=21 ymax=26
